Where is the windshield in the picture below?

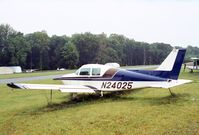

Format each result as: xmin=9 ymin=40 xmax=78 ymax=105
xmin=79 ymin=68 xmax=91 ymax=75
xmin=75 ymin=69 xmax=80 ymax=75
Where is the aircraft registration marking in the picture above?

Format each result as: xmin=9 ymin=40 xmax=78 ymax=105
xmin=101 ymin=82 xmax=133 ymax=89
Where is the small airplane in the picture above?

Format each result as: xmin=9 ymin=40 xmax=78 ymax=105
xmin=7 ymin=48 xmax=191 ymax=98
xmin=186 ymin=57 xmax=199 ymax=72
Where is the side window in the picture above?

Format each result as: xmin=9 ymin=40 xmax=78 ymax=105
xmin=92 ymin=68 xmax=101 ymax=76
xmin=79 ymin=68 xmax=90 ymax=75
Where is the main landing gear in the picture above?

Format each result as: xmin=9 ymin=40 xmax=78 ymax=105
xmin=168 ymin=88 xmax=175 ymax=96
xmin=47 ymin=90 xmax=53 ymax=105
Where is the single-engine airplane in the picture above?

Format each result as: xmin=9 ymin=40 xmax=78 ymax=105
xmin=7 ymin=48 xmax=191 ymax=97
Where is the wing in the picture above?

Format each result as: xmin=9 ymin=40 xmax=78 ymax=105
xmin=149 ymin=79 xmax=192 ymax=89
xmin=7 ymin=83 xmax=96 ymax=93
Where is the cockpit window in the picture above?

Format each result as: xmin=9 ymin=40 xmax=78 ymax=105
xmin=92 ymin=68 xmax=101 ymax=76
xmin=79 ymin=68 xmax=91 ymax=75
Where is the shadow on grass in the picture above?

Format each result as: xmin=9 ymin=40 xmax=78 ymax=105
xmin=119 ymin=93 xmax=191 ymax=106
xmin=31 ymin=89 xmax=191 ymax=114
xmin=23 ymin=90 xmax=139 ymax=114
xmin=41 ymin=91 xmax=127 ymax=112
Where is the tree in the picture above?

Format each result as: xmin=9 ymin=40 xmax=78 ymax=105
xmin=108 ymin=34 xmax=127 ymax=65
xmin=93 ymin=33 xmax=109 ymax=64
xmin=103 ymin=47 xmax=119 ymax=63
xmin=48 ymin=35 xmax=69 ymax=69
xmin=71 ymin=32 xmax=100 ymax=66
xmin=61 ymin=42 xmax=79 ymax=69
xmin=123 ymin=39 xmax=137 ymax=65
xmin=25 ymin=31 xmax=50 ymax=70
xmin=186 ymin=45 xmax=199 ymax=61
xmin=8 ymin=32 xmax=30 ymax=68
xmin=150 ymin=43 xmax=172 ymax=64
xmin=0 ymin=24 xmax=17 ymax=66
xmin=0 ymin=23 xmax=195 ymax=70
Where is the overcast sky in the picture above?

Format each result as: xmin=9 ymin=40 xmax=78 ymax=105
xmin=1 ymin=0 xmax=199 ymax=47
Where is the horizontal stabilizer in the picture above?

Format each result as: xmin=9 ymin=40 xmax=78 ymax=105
xmin=149 ymin=79 xmax=192 ymax=89
xmin=7 ymin=83 xmax=96 ymax=93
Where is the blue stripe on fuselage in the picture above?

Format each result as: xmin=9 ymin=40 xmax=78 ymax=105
xmin=112 ymin=70 xmax=167 ymax=81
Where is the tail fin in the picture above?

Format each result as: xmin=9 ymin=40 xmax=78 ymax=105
xmin=156 ymin=48 xmax=186 ymax=79
xmin=156 ymin=49 xmax=179 ymax=71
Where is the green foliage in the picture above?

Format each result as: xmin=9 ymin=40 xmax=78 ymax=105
xmin=0 ymin=24 xmax=17 ymax=66
xmin=0 ymin=24 xmax=198 ymax=70
xmin=8 ymin=32 xmax=30 ymax=68
xmin=71 ymin=32 xmax=100 ymax=65
xmin=185 ymin=46 xmax=199 ymax=61
xmin=61 ymin=42 xmax=79 ymax=69
xmin=25 ymin=31 xmax=50 ymax=70
xmin=48 ymin=35 xmax=69 ymax=69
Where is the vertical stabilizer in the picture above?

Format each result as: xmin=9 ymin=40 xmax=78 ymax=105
xmin=156 ymin=49 xmax=178 ymax=71
xmin=156 ymin=48 xmax=186 ymax=79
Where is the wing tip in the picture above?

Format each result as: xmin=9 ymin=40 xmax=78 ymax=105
xmin=7 ymin=83 xmax=20 ymax=89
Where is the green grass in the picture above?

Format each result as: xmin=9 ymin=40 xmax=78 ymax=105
xmin=0 ymin=70 xmax=199 ymax=135
xmin=0 ymin=70 xmax=75 ymax=79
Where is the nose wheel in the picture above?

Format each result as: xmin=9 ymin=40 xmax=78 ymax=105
xmin=100 ymin=91 xmax=103 ymax=97
xmin=70 ymin=93 xmax=77 ymax=100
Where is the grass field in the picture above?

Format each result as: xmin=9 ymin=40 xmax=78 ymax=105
xmin=0 ymin=69 xmax=199 ymax=135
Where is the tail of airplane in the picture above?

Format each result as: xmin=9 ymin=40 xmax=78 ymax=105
xmin=156 ymin=48 xmax=186 ymax=79
xmin=156 ymin=49 xmax=181 ymax=71
xmin=132 ymin=48 xmax=186 ymax=80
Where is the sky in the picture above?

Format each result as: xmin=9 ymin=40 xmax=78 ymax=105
xmin=0 ymin=0 xmax=199 ymax=47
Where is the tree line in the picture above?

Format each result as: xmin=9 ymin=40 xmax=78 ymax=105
xmin=0 ymin=24 xmax=198 ymax=70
